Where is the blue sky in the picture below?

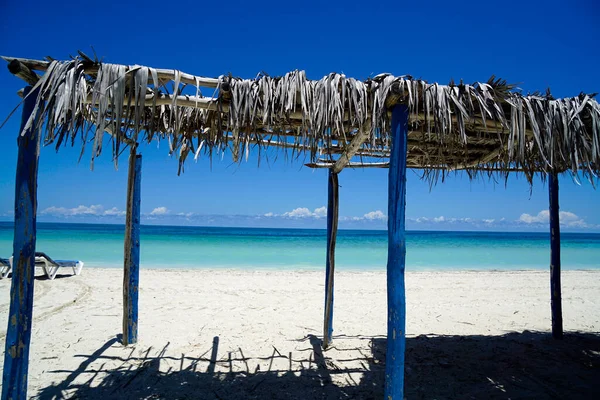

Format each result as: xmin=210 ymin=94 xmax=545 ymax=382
xmin=0 ymin=0 xmax=599 ymax=231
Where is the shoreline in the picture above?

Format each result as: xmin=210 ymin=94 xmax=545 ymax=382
xmin=55 ymin=265 xmax=600 ymax=273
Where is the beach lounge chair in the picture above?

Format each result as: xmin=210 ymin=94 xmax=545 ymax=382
xmin=0 ymin=257 xmax=12 ymax=279
xmin=35 ymin=252 xmax=84 ymax=280
xmin=0 ymin=253 xmax=83 ymax=280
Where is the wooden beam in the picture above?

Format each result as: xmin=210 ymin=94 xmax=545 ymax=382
xmin=123 ymin=148 xmax=142 ymax=345
xmin=385 ymin=104 xmax=409 ymax=400
xmin=84 ymin=92 xmax=223 ymax=112
xmin=7 ymin=60 xmax=40 ymax=85
xmin=548 ymin=173 xmax=563 ymax=339
xmin=331 ymin=125 xmax=371 ymax=173
xmin=0 ymin=56 xmax=49 ymax=72
xmin=1 ymin=56 xmax=220 ymax=89
xmin=2 ymin=85 xmax=42 ymax=400
xmin=307 ymin=162 xmax=389 ymax=169
xmin=448 ymin=148 xmax=503 ymax=171
xmin=323 ymin=170 xmax=339 ymax=349
xmin=307 ymin=161 xmax=530 ymax=172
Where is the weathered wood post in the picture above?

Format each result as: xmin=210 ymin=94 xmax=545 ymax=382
xmin=385 ymin=104 xmax=409 ymax=399
xmin=123 ymin=148 xmax=142 ymax=345
xmin=548 ymin=172 xmax=563 ymax=339
xmin=2 ymin=85 xmax=42 ymax=400
xmin=323 ymin=169 xmax=339 ymax=349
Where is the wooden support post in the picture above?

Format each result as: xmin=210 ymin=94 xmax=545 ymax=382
xmin=323 ymin=169 xmax=339 ymax=349
xmin=548 ymin=173 xmax=563 ymax=339
xmin=123 ymin=148 xmax=142 ymax=345
xmin=2 ymin=85 xmax=41 ymax=400
xmin=385 ymin=104 xmax=409 ymax=400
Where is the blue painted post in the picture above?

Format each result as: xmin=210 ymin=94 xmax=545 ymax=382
xmin=123 ymin=150 xmax=142 ymax=345
xmin=323 ymin=169 xmax=339 ymax=349
xmin=2 ymin=85 xmax=42 ymax=400
xmin=385 ymin=104 xmax=409 ymax=400
xmin=548 ymin=173 xmax=563 ymax=339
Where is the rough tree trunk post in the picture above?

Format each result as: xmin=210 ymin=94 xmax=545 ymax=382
xmin=2 ymin=85 xmax=41 ymax=400
xmin=385 ymin=104 xmax=409 ymax=400
xmin=323 ymin=169 xmax=339 ymax=349
xmin=123 ymin=148 xmax=142 ymax=345
xmin=548 ymin=172 xmax=563 ymax=339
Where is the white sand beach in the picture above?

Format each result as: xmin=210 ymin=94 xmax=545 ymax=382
xmin=1 ymin=269 xmax=599 ymax=399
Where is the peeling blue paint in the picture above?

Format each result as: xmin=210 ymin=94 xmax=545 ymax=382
xmin=2 ymin=85 xmax=41 ymax=400
xmin=123 ymin=154 xmax=142 ymax=345
xmin=384 ymin=104 xmax=408 ymax=400
xmin=323 ymin=170 xmax=338 ymax=348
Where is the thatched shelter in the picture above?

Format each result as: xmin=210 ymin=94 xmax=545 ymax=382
xmin=1 ymin=53 xmax=599 ymax=400
xmin=4 ymin=55 xmax=600 ymax=178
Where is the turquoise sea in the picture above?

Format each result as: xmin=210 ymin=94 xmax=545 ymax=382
xmin=0 ymin=222 xmax=599 ymax=271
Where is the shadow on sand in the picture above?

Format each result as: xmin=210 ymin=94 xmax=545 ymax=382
xmin=35 ymin=331 xmax=600 ymax=399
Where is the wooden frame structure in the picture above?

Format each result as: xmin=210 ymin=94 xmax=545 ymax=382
xmin=2 ymin=54 xmax=599 ymax=399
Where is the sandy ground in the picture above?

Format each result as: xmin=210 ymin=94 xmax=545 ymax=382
xmin=1 ymin=268 xmax=599 ymax=399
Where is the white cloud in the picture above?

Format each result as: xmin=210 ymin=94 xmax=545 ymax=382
xmin=414 ymin=216 xmax=474 ymax=224
xmin=283 ymin=207 xmax=314 ymax=218
xmin=313 ymin=206 xmax=328 ymax=218
xmin=103 ymin=207 xmax=126 ymax=217
xmin=40 ymin=204 xmax=125 ymax=217
xmin=363 ymin=210 xmax=387 ymax=221
xmin=405 ymin=210 xmax=595 ymax=230
xmin=519 ymin=210 xmax=587 ymax=227
xmin=519 ymin=210 xmax=549 ymax=224
xmin=339 ymin=210 xmax=388 ymax=223
xmin=279 ymin=206 xmax=328 ymax=218
xmin=276 ymin=207 xmax=387 ymax=222
xmin=263 ymin=212 xmax=275 ymax=217
xmin=150 ymin=207 xmax=169 ymax=216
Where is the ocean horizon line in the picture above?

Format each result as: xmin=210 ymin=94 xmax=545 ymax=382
xmin=1 ymin=220 xmax=598 ymax=236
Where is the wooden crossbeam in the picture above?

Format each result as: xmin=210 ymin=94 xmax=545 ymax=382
xmin=306 ymin=161 xmax=389 ymax=169
xmin=1 ymin=56 xmax=220 ymax=89
xmin=331 ymin=125 xmax=371 ymax=173
xmin=7 ymin=59 xmax=40 ymax=85
xmin=307 ymin=160 xmax=532 ymax=172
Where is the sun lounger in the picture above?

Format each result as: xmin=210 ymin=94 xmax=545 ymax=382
xmin=0 ymin=257 xmax=12 ymax=279
xmin=35 ymin=252 xmax=84 ymax=280
xmin=0 ymin=253 xmax=83 ymax=280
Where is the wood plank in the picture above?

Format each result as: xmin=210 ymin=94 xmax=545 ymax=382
xmin=323 ymin=170 xmax=339 ymax=349
xmin=306 ymin=161 xmax=529 ymax=172
xmin=385 ymin=104 xmax=409 ymax=400
xmin=307 ymin=162 xmax=389 ymax=169
xmin=548 ymin=173 xmax=563 ymax=339
xmin=331 ymin=125 xmax=371 ymax=173
xmin=7 ymin=60 xmax=40 ymax=85
xmin=123 ymin=149 xmax=142 ymax=345
xmin=2 ymin=85 xmax=41 ymax=400
xmin=1 ymin=56 xmax=220 ymax=88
